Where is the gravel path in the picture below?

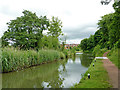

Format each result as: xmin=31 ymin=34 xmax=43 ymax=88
xmin=102 ymin=52 xmax=119 ymax=88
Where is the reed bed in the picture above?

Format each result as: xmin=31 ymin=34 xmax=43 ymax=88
xmin=1 ymin=48 xmax=65 ymax=73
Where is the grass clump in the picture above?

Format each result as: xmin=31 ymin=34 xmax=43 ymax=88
xmin=2 ymin=47 xmax=65 ymax=73
xmin=73 ymin=59 xmax=112 ymax=88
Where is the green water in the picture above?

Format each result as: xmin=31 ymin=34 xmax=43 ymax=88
xmin=2 ymin=53 xmax=93 ymax=88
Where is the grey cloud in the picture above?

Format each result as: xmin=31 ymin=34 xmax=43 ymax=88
xmin=63 ymin=23 xmax=97 ymax=40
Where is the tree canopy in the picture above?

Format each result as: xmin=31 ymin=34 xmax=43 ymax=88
xmin=48 ymin=16 xmax=63 ymax=37
xmin=1 ymin=10 xmax=63 ymax=50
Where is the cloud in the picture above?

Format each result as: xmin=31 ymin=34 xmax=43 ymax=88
xmin=63 ymin=23 xmax=97 ymax=39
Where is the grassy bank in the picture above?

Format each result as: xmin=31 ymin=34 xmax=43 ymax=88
xmin=107 ymin=48 xmax=120 ymax=69
xmin=73 ymin=58 xmax=112 ymax=88
xmin=1 ymin=47 xmax=65 ymax=73
xmin=72 ymin=48 xmax=112 ymax=88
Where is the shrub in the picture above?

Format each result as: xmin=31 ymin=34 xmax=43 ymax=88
xmin=93 ymin=45 xmax=108 ymax=57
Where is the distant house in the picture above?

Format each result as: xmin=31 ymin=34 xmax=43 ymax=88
xmin=62 ymin=44 xmax=79 ymax=49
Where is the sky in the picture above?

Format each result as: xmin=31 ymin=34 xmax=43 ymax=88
xmin=0 ymin=0 xmax=115 ymax=44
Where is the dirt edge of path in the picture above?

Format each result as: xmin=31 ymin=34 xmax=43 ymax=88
xmin=102 ymin=52 xmax=119 ymax=88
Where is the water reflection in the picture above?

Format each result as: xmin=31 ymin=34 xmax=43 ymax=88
xmin=80 ymin=53 xmax=94 ymax=67
xmin=2 ymin=53 xmax=93 ymax=88
xmin=58 ymin=55 xmax=88 ymax=88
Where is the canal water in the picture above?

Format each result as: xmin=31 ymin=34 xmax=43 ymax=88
xmin=2 ymin=53 xmax=93 ymax=88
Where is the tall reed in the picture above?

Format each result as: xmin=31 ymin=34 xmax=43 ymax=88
xmin=2 ymin=47 xmax=65 ymax=73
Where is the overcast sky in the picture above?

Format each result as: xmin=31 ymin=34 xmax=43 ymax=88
xmin=0 ymin=0 xmax=114 ymax=44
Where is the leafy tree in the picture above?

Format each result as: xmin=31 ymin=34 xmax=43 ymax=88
xmin=2 ymin=10 xmax=49 ymax=49
xmin=108 ymin=14 xmax=120 ymax=48
xmin=97 ymin=4 xmax=120 ymax=49
xmin=48 ymin=16 xmax=63 ymax=37
xmin=87 ymin=35 xmax=95 ymax=50
xmin=80 ymin=38 xmax=88 ymax=51
xmin=40 ymin=35 xmax=60 ymax=50
xmin=97 ymin=14 xmax=113 ymax=49
xmin=61 ymin=42 xmax=65 ymax=51
xmin=108 ymin=2 xmax=120 ymax=48
xmin=113 ymin=0 xmax=120 ymax=13
xmin=80 ymin=35 xmax=94 ymax=51
xmin=94 ymin=30 xmax=102 ymax=46
xmin=1 ymin=35 xmax=9 ymax=47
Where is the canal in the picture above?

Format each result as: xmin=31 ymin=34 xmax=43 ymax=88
xmin=2 ymin=53 xmax=93 ymax=88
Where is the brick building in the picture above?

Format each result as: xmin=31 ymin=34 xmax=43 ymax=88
xmin=64 ymin=44 xmax=79 ymax=49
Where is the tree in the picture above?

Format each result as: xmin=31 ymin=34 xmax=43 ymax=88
xmin=94 ymin=30 xmax=102 ymax=46
xmin=87 ymin=35 xmax=95 ymax=50
xmin=2 ymin=10 xmax=49 ymax=49
xmin=113 ymin=1 xmax=120 ymax=13
xmin=109 ymin=1 xmax=120 ymax=48
xmin=80 ymin=38 xmax=88 ymax=51
xmin=97 ymin=9 xmax=120 ymax=49
xmin=97 ymin=14 xmax=113 ymax=49
xmin=40 ymin=35 xmax=60 ymax=50
xmin=48 ymin=16 xmax=63 ymax=37
xmin=80 ymin=35 xmax=95 ymax=51
xmin=1 ymin=32 xmax=9 ymax=47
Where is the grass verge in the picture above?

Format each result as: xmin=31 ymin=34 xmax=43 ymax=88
xmin=72 ymin=59 xmax=112 ymax=88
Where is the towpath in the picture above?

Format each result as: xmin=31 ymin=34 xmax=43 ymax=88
xmin=102 ymin=52 xmax=119 ymax=88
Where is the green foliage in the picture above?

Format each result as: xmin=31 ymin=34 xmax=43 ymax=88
xmin=48 ymin=16 xmax=63 ymax=37
xmin=107 ymin=48 xmax=120 ymax=69
xmin=68 ymin=48 xmax=76 ymax=58
xmin=61 ymin=42 xmax=65 ymax=51
xmin=94 ymin=30 xmax=102 ymax=46
xmin=39 ymin=35 xmax=60 ymax=50
xmin=1 ymin=10 xmax=63 ymax=50
xmin=1 ymin=10 xmax=49 ymax=49
xmin=87 ymin=35 xmax=94 ymax=50
xmin=80 ymin=38 xmax=88 ymax=51
xmin=108 ymin=13 xmax=120 ymax=48
xmin=65 ymin=46 xmax=80 ymax=58
xmin=114 ymin=39 xmax=120 ymax=48
xmin=113 ymin=1 xmax=120 ymax=13
xmin=72 ymin=45 xmax=81 ymax=51
xmin=62 ymin=49 xmax=68 ymax=58
xmin=80 ymin=35 xmax=94 ymax=51
xmin=59 ymin=52 xmax=65 ymax=59
xmin=97 ymin=14 xmax=112 ymax=49
xmin=93 ymin=45 xmax=108 ymax=57
xmin=70 ymin=47 xmax=76 ymax=54
xmin=2 ymin=47 xmax=65 ymax=73
xmin=97 ymin=1 xmax=120 ymax=49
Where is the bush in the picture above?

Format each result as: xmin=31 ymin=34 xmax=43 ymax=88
xmin=59 ymin=52 xmax=65 ymax=59
xmin=93 ymin=45 xmax=108 ymax=57
xmin=63 ymin=49 xmax=68 ymax=58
